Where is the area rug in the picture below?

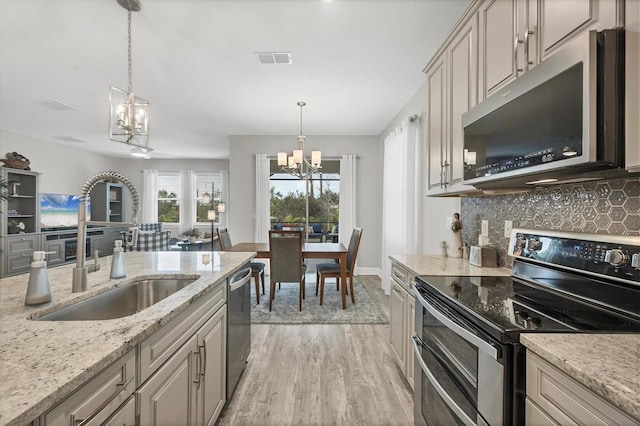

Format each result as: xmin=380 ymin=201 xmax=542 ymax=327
xmin=251 ymin=277 xmax=387 ymax=324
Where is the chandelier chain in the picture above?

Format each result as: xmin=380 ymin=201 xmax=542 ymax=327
xmin=127 ymin=9 xmax=133 ymax=93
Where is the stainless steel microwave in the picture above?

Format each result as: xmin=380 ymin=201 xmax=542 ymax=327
xmin=462 ymin=29 xmax=625 ymax=190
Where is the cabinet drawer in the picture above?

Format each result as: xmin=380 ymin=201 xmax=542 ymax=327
xmin=7 ymin=235 xmax=38 ymax=253
xmin=7 ymin=251 xmax=33 ymax=274
xmin=526 ymin=352 xmax=636 ymax=425
xmin=43 ymin=349 xmax=136 ymax=426
xmin=139 ymin=284 xmax=225 ymax=384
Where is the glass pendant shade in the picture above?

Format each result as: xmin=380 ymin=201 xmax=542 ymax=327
xmin=217 ymin=202 xmax=226 ymax=213
xmin=202 ymin=192 xmax=211 ymax=205
xmin=207 ymin=209 xmax=216 ymax=221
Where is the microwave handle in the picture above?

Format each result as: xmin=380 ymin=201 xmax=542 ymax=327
xmin=413 ymin=286 xmax=499 ymax=360
xmin=412 ymin=336 xmax=476 ymax=426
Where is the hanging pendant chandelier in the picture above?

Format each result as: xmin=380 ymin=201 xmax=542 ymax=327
xmin=277 ymin=101 xmax=321 ymax=179
xmin=109 ymin=0 xmax=151 ymax=156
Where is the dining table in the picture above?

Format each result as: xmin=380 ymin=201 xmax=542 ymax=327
xmin=226 ymin=242 xmax=350 ymax=309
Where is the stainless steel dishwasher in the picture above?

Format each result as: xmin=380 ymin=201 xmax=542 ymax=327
xmin=227 ymin=265 xmax=252 ymax=399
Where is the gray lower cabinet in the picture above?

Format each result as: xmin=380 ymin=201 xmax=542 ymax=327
xmin=389 ymin=260 xmax=415 ymax=391
xmin=137 ymin=305 xmax=227 ymax=426
xmin=42 ymin=239 xmax=65 ymax=266
xmin=2 ymin=234 xmax=40 ymax=277
xmin=138 ymin=334 xmax=199 ymax=425
xmin=39 ymin=282 xmax=227 ymax=425
xmin=526 ymin=351 xmax=637 ymax=425
xmin=103 ymin=395 xmax=135 ymax=426
xmin=43 ymin=349 xmax=136 ymax=425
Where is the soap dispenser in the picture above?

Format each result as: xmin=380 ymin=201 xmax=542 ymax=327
xmin=110 ymin=240 xmax=126 ymax=279
xmin=25 ymin=251 xmax=52 ymax=305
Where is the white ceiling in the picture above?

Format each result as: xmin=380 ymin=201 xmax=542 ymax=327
xmin=0 ymin=0 xmax=471 ymax=160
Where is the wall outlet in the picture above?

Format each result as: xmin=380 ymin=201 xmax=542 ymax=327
xmin=504 ymin=220 xmax=513 ymax=238
xmin=481 ymin=220 xmax=489 ymax=237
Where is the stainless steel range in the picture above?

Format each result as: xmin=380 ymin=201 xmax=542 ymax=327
xmin=413 ymin=229 xmax=640 ymax=426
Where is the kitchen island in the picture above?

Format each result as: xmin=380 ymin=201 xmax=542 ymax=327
xmin=0 ymin=250 xmax=255 ymax=426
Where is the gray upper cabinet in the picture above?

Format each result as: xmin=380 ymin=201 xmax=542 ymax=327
xmin=425 ymin=10 xmax=480 ymax=196
xmin=425 ymin=0 xmax=629 ymax=196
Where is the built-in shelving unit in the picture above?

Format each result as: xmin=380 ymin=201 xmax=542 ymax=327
xmin=2 ymin=168 xmax=39 ymax=235
xmin=90 ymin=182 xmax=124 ymax=223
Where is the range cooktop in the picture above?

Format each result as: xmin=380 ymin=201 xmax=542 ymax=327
xmin=416 ymin=229 xmax=640 ymax=343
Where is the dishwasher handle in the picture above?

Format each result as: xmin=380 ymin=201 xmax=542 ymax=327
xmin=229 ymin=267 xmax=252 ymax=292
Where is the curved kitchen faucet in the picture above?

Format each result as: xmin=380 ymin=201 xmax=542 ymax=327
xmin=72 ymin=171 xmax=140 ymax=293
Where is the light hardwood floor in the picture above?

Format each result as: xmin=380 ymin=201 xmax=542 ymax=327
xmin=216 ymin=276 xmax=414 ymax=426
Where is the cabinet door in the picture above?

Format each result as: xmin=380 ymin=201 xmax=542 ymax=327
xmin=43 ymin=239 xmax=65 ymax=266
xmin=137 ymin=334 xmax=198 ymax=426
xmin=406 ymin=293 xmax=416 ymax=391
xmin=390 ymin=282 xmax=407 ymax=372
xmin=426 ymin=54 xmax=447 ymax=190
xmin=480 ymin=0 xmax=518 ymax=98
xmin=101 ymin=395 xmax=136 ymax=426
xmin=447 ymin=16 xmax=478 ymax=185
xmin=539 ymin=0 xmax=621 ymax=59
xmin=197 ymin=306 xmax=227 ymax=426
xmin=43 ymin=350 xmax=135 ymax=426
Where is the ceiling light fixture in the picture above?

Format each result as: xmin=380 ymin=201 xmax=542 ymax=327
xmin=130 ymin=146 xmax=152 ymax=159
xmin=109 ymin=0 xmax=150 ymax=154
xmin=277 ymin=101 xmax=321 ymax=180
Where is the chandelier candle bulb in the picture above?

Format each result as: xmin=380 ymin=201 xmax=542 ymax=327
xmin=293 ymin=150 xmax=303 ymax=165
xmin=278 ymin=152 xmax=287 ymax=166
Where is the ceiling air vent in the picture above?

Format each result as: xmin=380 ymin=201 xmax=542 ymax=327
xmin=32 ymin=99 xmax=75 ymax=111
xmin=256 ymin=52 xmax=292 ymax=64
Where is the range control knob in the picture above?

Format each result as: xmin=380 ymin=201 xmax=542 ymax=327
xmin=631 ymin=253 xmax=639 ymax=270
xmin=604 ymin=249 xmax=629 ymax=267
xmin=527 ymin=239 xmax=542 ymax=250
xmin=516 ymin=237 xmax=527 ymax=248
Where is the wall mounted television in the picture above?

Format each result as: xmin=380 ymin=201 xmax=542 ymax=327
xmin=40 ymin=194 xmax=90 ymax=231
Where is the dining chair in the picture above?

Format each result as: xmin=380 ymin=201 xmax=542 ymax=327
xmin=268 ymin=229 xmax=306 ymax=311
xmin=217 ymin=227 xmax=266 ymax=304
xmin=315 ymin=227 xmax=363 ymax=305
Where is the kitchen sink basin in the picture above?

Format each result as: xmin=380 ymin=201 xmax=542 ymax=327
xmin=37 ymin=278 xmax=198 ymax=321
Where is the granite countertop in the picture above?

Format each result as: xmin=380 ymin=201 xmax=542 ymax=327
xmin=0 ymin=250 xmax=255 ymax=426
xmin=389 ymin=253 xmax=512 ymax=277
xmin=521 ymin=334 xmax=640 ymax=420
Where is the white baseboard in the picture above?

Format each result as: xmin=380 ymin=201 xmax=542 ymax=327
xmin=354 ymin=267 xmax=382 ymax=277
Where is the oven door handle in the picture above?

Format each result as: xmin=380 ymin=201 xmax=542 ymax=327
xmin=413 ymin=286 xmax=499 ymax=360
xmin=412 ymin=336 xmax=476 ymax=426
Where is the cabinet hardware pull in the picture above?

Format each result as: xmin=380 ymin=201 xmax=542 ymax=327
xmin=73 ymin=375 xmax=134 ymax=426
xmin=200 ymin=342 xmax=207 ymax=377
xmin=193 ymin=349 xmax=202 ymax=386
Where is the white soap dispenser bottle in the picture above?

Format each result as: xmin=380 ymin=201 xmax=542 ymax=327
xmin=25 ymin=251 xmax=52 ymax=305
xmin=110 ymin=240 xmax=126 ymax=279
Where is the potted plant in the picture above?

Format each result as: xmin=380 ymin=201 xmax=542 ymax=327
xmin=181 ymin=228 xmax=201 ymax=243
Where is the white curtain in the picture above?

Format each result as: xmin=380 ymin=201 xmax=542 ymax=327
xmin=338 ymin=154 xmax=357 ymax=245
xmin=180 ymin=170 xmax=196 ymax=233
xmin=220 ymin=170 xmax=229 ymax=228
xmin=142 ymin=169 xmax=158 ymax=223
xmin=255 ymin=154 xmax=271 ymax=243
xmin=381 ymin=117 xmax=421 ymax=294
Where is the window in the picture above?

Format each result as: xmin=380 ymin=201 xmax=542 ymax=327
xmin=269 ymin=159 xmax=340 ymax=241
xmin=157 ymin=173 xmax=180 ymax=223
xmin=196 ymin=173 xmax=222 ymax=224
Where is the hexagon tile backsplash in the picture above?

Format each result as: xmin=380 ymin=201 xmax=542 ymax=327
xmin=461 ymin=177 xmax=639 ymax=268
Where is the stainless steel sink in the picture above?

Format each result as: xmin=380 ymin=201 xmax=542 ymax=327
xmin=37 ymin=278 xmax=197 ymax=321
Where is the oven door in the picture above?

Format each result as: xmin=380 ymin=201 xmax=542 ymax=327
xmin=413 ymin=285 xmax=505 ymax=426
